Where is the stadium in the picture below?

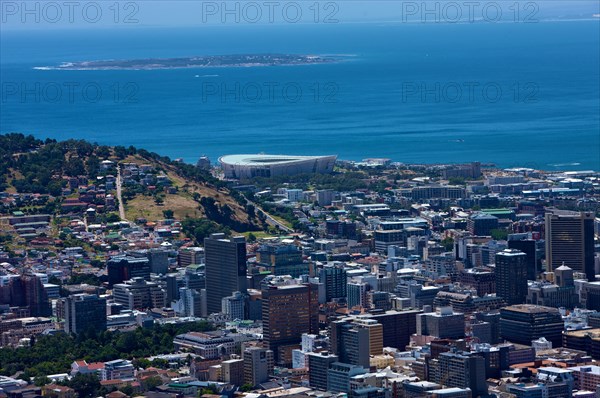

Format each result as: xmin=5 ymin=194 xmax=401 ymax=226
xmin=219 ymin=154 xmax=337 ymax=179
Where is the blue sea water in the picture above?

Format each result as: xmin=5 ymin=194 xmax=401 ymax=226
xmin=0 ymin=21 xmax=599 ymax=170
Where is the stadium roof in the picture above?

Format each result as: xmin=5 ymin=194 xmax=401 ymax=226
xmin=220 ymin=154 xmax=335 ymax=166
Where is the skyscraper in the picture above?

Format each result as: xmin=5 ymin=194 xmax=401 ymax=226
xmin=433 ymin=352 xmax=488 ymax=397
xmin=307 ymin=352 xmax=338 ymax=390
xmin=330 ymin=318 xmax=383 ymax=368
xmin=22 ymin=273 xmax=51 ymax=317
xmin=261 ymin=276 xmax=319 ymax=365
xmin=319 ymin=264 xmax=347 ymax=301
xmin=204 ymin=234 xmax=247 ymax=315
xmin=495 ymin=249 xmax=528 ymax=305
xmin=64 ymin=294 xmax=107 ymax=335
xmin=107 ymin=255 xmax=151 ymax=286
xmin=545 ymin=211 xmax=595 ymax=281
xmin=500 ymin=304 xmax=564 ymax=347
xmin=256 ymin=242 xmax=309 ymax=277
xmin=508 ymin=237 xmax=542 ymax=281
xmin=243 ymin=346 xmax=273 ymax=387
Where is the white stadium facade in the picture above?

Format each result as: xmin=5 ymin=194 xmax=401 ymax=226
xmin=219 ymin=154 xmax=337 ymax=179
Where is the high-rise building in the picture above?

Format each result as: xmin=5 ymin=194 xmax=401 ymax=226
xmin=417 ymin=307 xmax=465 ymax=340
xmin=368 ymin=309 xmax=422 ymax=350
xmin=222 ymin=291 xmax=245 ymax=320
xmin=495 ymin=249 xmax=528 ymax=305
xmin=347 ymin=280 xmax=370 ymax=309
xmin=177 ymin=287 xmax=204 ymax=317
xmin=307 ymin=352 xmax=338 ymax=390
xmin=458 ymin=267 xmax=496 ymax=296
xmin=500 ymin=304 xmax=564 ymax=347
xmin=256 ymin=243 xmax=309 ymax=278
xmin=467 ymin=213 xmax=499 ymax=236
xmin=330 ymin=318 xmax=383 ymax=368
xmin=64 ymin=294 xmax=107 ymax=335
xmin=204 ymin=234 xmax=247 ymax=315
xmin=261 ymin=276 xmax=319 ymax=365
xmin=508 ymin=238 xmax=541 ymax=280
xmin=107 ymin=256 xmax=151 ymax=286
xmin=319 ymin=264 xmax=347 ymax=301
xmin=545 ymin=211 xmax=595 ymax=281
xmin=20 ymin=273 xmax=51 ymax=317
xmin=327 ymin=362 xmax=368 ymax=393
xmin=221 ymin=359 xmax=244 ymax=386
xmin=243 ymin=346 xmax=273 ymax=387
xmin=433 ymin=352 xmax=487 ymax=397
xmin=112 ymin=278 xmax=166 ymax=310
xmin=178 ymin=247 xmax=204 ymax=267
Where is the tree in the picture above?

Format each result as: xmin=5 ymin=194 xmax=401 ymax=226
xmin=66 ymin=373 xmax=101 ymax=398
xmin=106 ymin=213 xmax=121 ymax=223
xmin=119 ymin=384 xmax=134 ymax=396
xmin=142 ymin=376 xmax=163 ymax=391
xmin=34 ymin=375 xmax=51 ymax=387
xmin=247 ymin=233 xmax=257 ymax=243
xmin=490 ymin=229 xmax=508 ymax=240
xmin=441 ymin=237 xmax=454 ymax=252
xmin=162 ymin=209 xmax=174 ymax=219
xmin=240 ymin=384 xmax=253 ymax=392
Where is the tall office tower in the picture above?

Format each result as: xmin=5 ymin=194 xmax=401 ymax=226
xmin=112 ymin=278 xmax=167 ymax=310
xmin=243 ymin=346 xmax=274 ymax=387
xmin=416 ymin=307 xmax=465 ymax=340
xmin=261 ymin=276 xmax=319 ymax=365
xmin=148 ymin=248 xmax=169 ymax=274
xmin=256 ymin=242 xmax=309 ymax=278
xmin=495 ymin=249 xmax=528 ymax=305
xmin=467 ymin=213 xmax=499 ymax=236
xmin=22 ymin=273 xmax=51 ymax=317
xmin=221 ymin=358 xmax=244 ymax=386
xmin=330 ymin=318 xmax=383 ymax=368
xmin=178 ymin=287 xmax=204 ymax=317
xmin=107 ymin=255 xmax=151 ymax=286
xmin=204 ymin=234 xmax=247 ymax=315
xmin=500 ymin=304 xmax=564 ymax=347
xmin=178 ymin=247 xmax=204 ymax=267
xmin=368 ymin=309 xmax=422 ymax=350
xmin=222 ymin=291 xmax=245 ymax=320
xmin=433 ymin=352 xmax=488 ymax=397
xmin=347 ymin=280 xmax=370 ymax=308
xmin=458 ymin=267 xmax=496 ymax=296
xmin=475 ymin=311 xmax=501 ymax=344
xmin=319 ymin=264 xmax=347 ymax=301
xmin=64 ymin=294 xmax=107 ymax=335
xmin=508 ymin=237 xmax=541 ymax=280
xmin=545 ymin=211 xmax=595 ymax=281
xmin=307 ymin=352 xmax=338 ymax=390
xmin=327 ymin=362 xmax=369 ymax=393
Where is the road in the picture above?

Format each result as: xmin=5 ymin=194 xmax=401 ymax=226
xmin=246 ymin=199 xmax=294 ymax=234
xmin=116 ymin=165 xmax=127 ymax=221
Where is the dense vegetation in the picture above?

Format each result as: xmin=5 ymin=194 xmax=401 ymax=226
xmin=0 ymin=321 xmax=213 ymax=379
xmin=0 ymin=133 xmax=218 ymax=195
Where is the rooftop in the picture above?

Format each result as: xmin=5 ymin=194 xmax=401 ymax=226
xmin=220 ymin=154 xmax=335 ymax=166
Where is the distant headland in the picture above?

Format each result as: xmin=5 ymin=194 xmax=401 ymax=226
xmin=34 ymin=54 xmax=339 ymax=71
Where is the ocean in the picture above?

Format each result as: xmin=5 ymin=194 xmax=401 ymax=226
xmin=1 ymin=21 xmax=599 ymax=170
